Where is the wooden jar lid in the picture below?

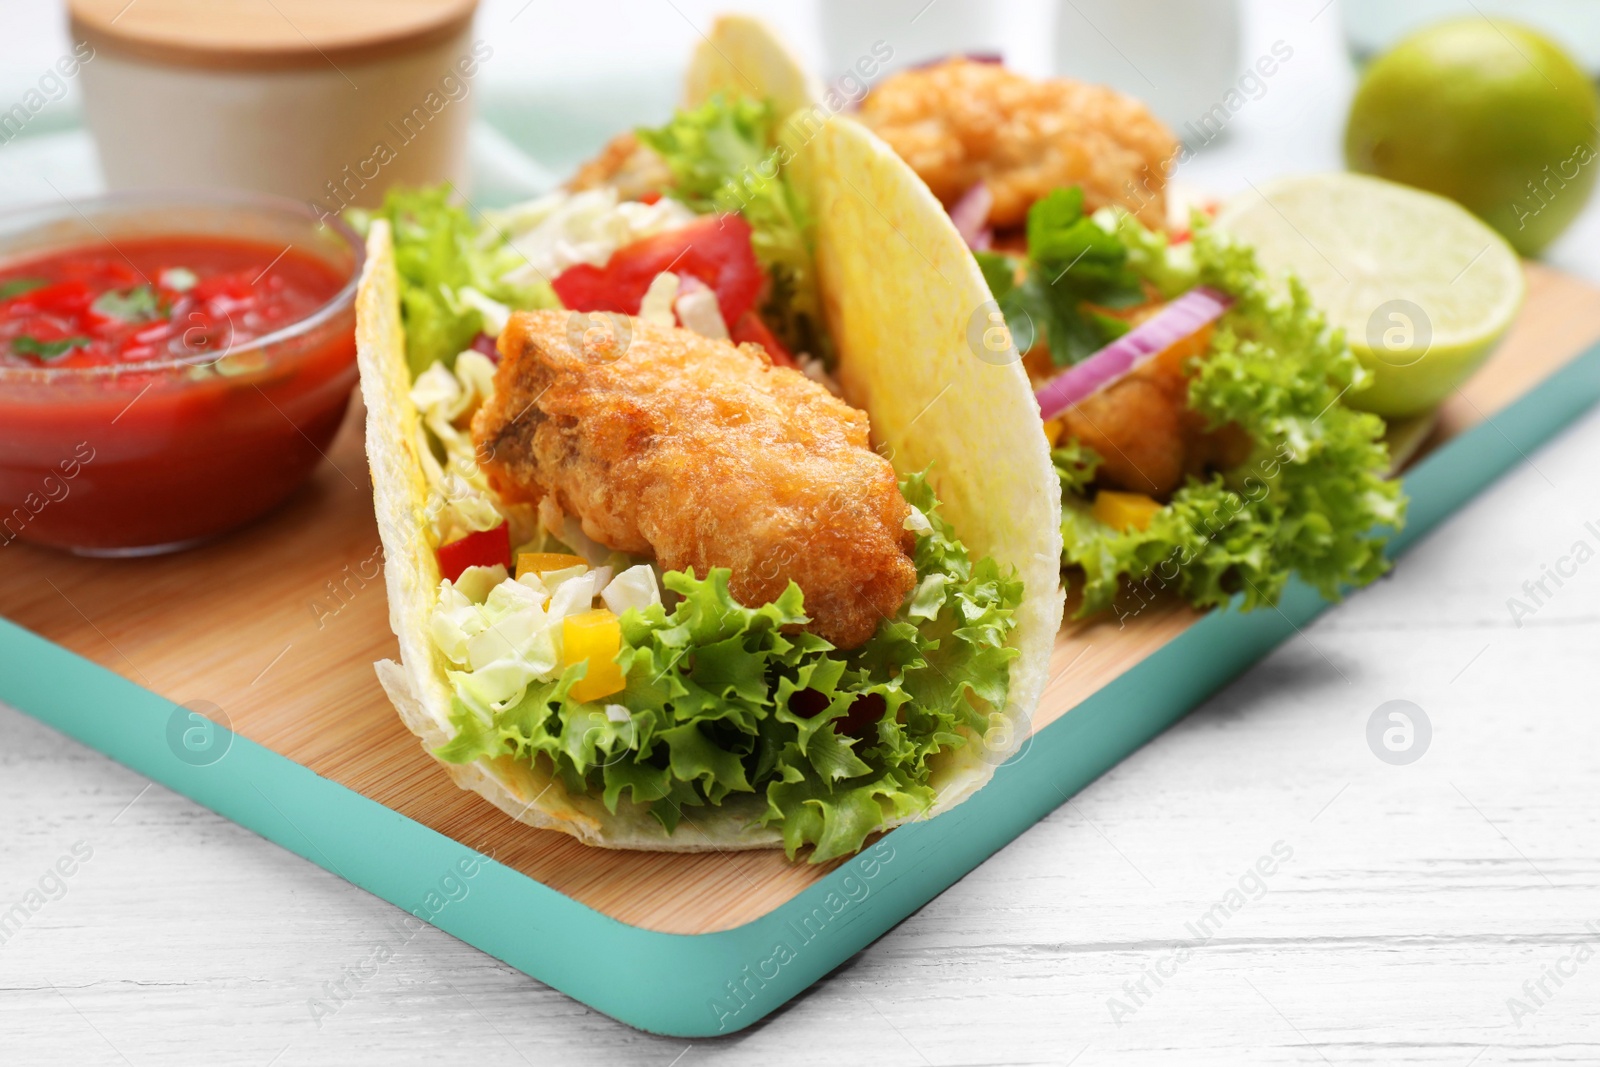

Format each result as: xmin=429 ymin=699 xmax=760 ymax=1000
xmin=68 ymin=0 xmax=479 ymax=71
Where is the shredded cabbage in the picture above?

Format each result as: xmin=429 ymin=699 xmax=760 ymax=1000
xmin=409 ymin=350 xmax=505 ymax=542
xmin=432 ymin=562 xmax=662 ymax=721
xmin=488 ymin=187 xmax=698 ymax=288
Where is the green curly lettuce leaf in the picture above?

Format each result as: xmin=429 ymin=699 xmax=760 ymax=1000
xmin=1052 ymin=438 xmax=1101 ymax=497
xmin=635 ymin=94 xmax=829 ymax=362
xmin=436 ymin=474 xmax=1022 ymax=863
xmin=351 ymin=186 xmax=555 ymax=378
xmin=1056 ymin=215 xmax=1405 ymax=618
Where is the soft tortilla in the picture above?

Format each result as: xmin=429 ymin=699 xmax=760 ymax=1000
xmin=793 ymin=118 xmax=1064 ymax=811
xmin=355 ymin=17 xmax=1063 ymax=853
xmin=681 ymin=13 xmax=823 ymax=120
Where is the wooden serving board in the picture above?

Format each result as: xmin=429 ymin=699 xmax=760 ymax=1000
xmin=5 ymin=262 xmax=1600 ymax=1035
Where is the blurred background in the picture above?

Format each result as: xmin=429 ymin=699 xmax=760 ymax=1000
xmin=2 ymin=0 xmax=1599 ymax=273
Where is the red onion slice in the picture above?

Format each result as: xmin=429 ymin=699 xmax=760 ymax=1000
xmin=470 ymin=332 xmax=499 ymax=362
xmin=1035 ymin=287 xmax=1231 ymax=421
xmin=949 ymin=182 xmax=993 ymax=250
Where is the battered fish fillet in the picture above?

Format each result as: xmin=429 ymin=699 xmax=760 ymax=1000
xmin=1051 ymin=324 xmax=1251 ymax=497
xmin=567 ymin=132 xmax=673 ymax=202
xmin=472 ymin=311 xmax=917 ymax=650
xmin=858 ymin=59 xmax=1177 ymax=230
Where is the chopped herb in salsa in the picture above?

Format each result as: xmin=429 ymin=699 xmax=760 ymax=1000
xmin=90 ymin=284 xmax=164 ymax=324
xmin=0 ymin=277 xmax=47 ymax=300
xmin=11 ymin=334 xmax=91 ymax=360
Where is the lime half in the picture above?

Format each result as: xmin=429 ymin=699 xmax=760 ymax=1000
xmin=1215 ymin=173 xmax=1524 ymax=417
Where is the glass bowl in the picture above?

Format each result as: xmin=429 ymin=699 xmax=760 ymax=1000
xmin=0 ymin=189 xmax=363 ymax=556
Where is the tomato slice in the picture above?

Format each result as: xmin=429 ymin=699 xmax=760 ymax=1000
xmin=729 ymin=310 xmax=796 ymax=367
xmin=551 ymin=214 xmax=764 ymax=329
xmin=192 ymin=270 xmax=257 ymax=304
xmin=19 ymin=280 xmax=95 ymax=317
xmin=436 ymin=522 xmax=512 ymax=583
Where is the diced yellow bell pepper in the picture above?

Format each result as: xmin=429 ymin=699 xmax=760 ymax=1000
xmin=1041 ymin=417 xmax=1066 ymax=446
xmin=1092 ymin=490 xmax=1164 ymax=532
xmin=516 ymin=552 xmax=589 ymax=580
xmin=1150 ymin=322 xmax=1216 ymax=377
xmin=562 ymin=608 xmax=626 ymax=703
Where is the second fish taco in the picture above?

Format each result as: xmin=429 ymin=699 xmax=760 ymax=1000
xmin=353 ymin=19 xmax=1062 ymax=862
xmin=859 ymin=58 xmax=1406 ymax=622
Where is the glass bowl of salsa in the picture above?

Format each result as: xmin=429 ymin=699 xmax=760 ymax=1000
xmin=0 ymin=190 xmax=363 ymax=555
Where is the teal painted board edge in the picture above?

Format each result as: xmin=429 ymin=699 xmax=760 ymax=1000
xmin=3 ymin=338 xmax=1598 ymax=1038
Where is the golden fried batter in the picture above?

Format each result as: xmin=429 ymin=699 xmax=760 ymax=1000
xmin=858 ymin=59 xmax=1176 ymax=230
xmin=566 ymin=132 xmax=673 ymax=202
xmin=473 ymin=311 xmax=917 ymax=649
xmin=1052 ymin=325 xmax=1250 ymax=497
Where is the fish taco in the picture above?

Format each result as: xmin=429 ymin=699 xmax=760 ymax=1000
xmin=353 ymin=18 xmax=1062 ymax=862
xmin=857 ymin=58 xmax=1406 ymax=622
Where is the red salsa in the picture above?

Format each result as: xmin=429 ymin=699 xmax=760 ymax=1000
xmin=0 ymin=237 xmax=343 ymax=370
xmin=0 ymin=233 xmax=358 ymax=554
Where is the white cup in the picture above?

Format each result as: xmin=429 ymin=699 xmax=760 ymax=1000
xmin=818 ymin=0 xmax=1005 ymax=83
xmin=74 ymin=11 xmax=480 ymax=217
xmin=1053 ymin=0 xmax=1243 ymax=136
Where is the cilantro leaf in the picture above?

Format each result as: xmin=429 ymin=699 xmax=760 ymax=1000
xmin=12 ymin=335 xmax=91 ymax=361
xmin=1017 ymin=188 xmax=1146 ymax=365
xmin=973 ymin=250 xmax=1018 ymax=299
xmin=91 ymin=284 xmax=163 ymax=323
xmin=974 ymin=250 xmax=1041 ymax=352
xmin=0 ymin=277 xmax=47 ymax=300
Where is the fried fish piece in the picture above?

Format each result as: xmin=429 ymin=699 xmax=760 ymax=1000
xmin=566 ymin=132 xmax=673 ymax=202
xmin=1053 ymin=324 xmax=1251 ymax=497
xmin=472 ymin=311 xmax=917 ymax=649
xmin=858 ymin=58 xmax=1176 ymax=230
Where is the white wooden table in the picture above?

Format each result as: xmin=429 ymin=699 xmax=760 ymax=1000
xmin=6 ymin=2 xmax=1600 ymax=1063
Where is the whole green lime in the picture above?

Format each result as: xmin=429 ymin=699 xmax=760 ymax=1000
xmin=1345 ymin=18 xmax=1600 ymax=256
